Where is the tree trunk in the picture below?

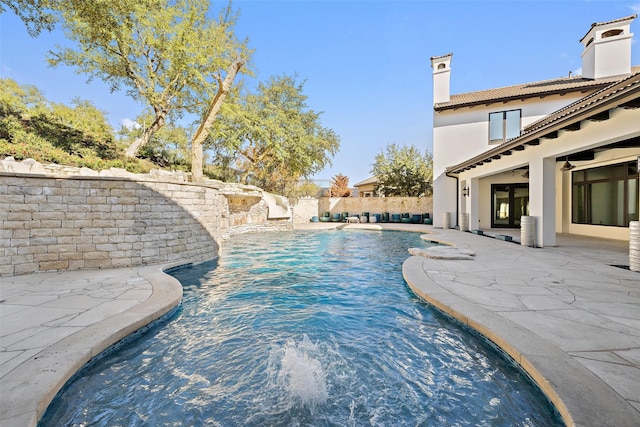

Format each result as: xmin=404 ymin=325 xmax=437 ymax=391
xmin=190 ymin=58 xmax=245 ymax=182
xmin=124 ymin=113 xmax=166 ymax=158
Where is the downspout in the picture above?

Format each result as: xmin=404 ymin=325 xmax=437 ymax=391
xmin=445 ymin=171 xmax=459 ymax=228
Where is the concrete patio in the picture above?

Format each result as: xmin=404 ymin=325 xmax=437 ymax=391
xmin=1 ymin=223 xmax=638 ymax=426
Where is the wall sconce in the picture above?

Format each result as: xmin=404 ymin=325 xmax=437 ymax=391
xmin=461 ymin=186 xmax=469 ymax=197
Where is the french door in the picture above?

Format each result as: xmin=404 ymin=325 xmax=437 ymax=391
xmin=491 ymin=184 xmax=529 ymax=228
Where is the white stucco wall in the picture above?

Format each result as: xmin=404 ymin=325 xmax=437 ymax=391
xmin=432 ymin=94 xmax=585 ymax=228
xmin=454 ymin=106 xmax=640 ymax=243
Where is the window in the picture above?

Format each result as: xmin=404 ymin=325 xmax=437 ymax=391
xmin=572 ymin=160 xmax=639 ymax=227
xmin=489 ymin=109 xmax=521 ymax=144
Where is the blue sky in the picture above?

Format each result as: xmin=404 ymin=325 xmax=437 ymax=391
xmin=1 ymin=0 xmax=639 ymax=185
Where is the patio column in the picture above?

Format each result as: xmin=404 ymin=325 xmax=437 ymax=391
xmin=528 ymin=157 xmax=556 ymax=247
xmin=468 ymin=177 xmax=480 ymax=231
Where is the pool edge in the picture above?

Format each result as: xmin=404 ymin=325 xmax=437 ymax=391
xmin=402 ymin=255 xmax=637 ymax=427
xmin=7 ymin=264 xmax=184 ymax=427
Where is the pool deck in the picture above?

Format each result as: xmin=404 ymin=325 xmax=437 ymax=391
xmin=1 ymin=223 xmax=639 ymax=426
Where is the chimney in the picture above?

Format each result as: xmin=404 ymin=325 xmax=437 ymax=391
xmin=580 ymin=15 xmax=636 ymax=80
xmin=431 ymin=53 xmax=452 ymax=104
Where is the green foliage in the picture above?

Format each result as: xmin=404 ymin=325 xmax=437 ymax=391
xmin=0 ymin=0 xmax=57 ymax=36
xmin=371 ymin=143 xmax=433 ymax=197
xmin=293 ymin=180 xmax=322 ymax=198
xmin=47 ymin=0 xmax=251 ymax=158
xmin=0 ymin=77 xmax=154 ymax=172
xmin=117 ymin=113 xmax=190 ymax=168
xmin=208 ymin=74 xmax=340 ymax=196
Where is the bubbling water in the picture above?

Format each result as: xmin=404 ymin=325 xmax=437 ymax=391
xmin=267 ymin=335 xmax=328 ymax=410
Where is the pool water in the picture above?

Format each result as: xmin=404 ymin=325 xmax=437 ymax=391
xmin=40 ymin=229 xmax=562 ymax=426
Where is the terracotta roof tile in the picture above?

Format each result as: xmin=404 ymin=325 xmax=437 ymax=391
xmin=434 ymin=66 xmax=640 ymax=111
xmin=579 ymin=14 xmax=637 ymax=43
xmin=444 ymin=71 xmax=640 ymax=174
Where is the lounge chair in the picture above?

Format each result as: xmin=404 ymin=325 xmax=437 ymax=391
xmin=319 ymin=212 xmax=331 ymax=222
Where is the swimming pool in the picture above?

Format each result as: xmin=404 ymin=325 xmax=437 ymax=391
xmin=40 ymin=229 xmax=562 ymax=426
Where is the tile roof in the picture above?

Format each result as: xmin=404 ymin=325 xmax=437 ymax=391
xmin=445 ymin=70 xmax=640 ymax=174
xmin=434 ymin=66 xmax=640 ymax=111
xmin=522 ymin=70 xmax=640 ymax=134
xmin=579 ymin=14 xmax=637 ymax=43
xmin=354 ymin=176 xmax=377 ymax=187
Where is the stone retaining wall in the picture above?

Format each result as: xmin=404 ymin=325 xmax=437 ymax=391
xmin=316 ymin=197 xmax=433 ymax=220
xmin=0 ymin=172 xmax=292 ymax=276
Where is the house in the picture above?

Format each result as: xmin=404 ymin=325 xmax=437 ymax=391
xmin=431 ymin=15 xmax=640 ymax=246
xmin=353 ymin=176 xmax=377 ymax=197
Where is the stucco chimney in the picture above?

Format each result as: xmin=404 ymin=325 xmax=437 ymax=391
xmin=431 ymin=53 xmax=452 ymax=104
xmin=580 ymin=15 xmax=636 ymax=79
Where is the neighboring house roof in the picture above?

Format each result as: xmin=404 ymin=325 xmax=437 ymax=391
xmin=434 ymin=66 xmax=640 ymax=111
xmin=354 ymin=176 xmax=377 ymax=187
xmin=445 ymin=70 xmax=640 ymax=174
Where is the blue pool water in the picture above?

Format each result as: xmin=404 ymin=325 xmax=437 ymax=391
xmin=40 ymin=229 xmax=562 ymax=426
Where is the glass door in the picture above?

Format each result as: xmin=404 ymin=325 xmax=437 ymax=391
xmin=491 ymin=184 xmax=529 ymax=228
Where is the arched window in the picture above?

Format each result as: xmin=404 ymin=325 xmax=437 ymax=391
xmin=585 ymin=37 xmax=594 ymax=47
xmin=437 ymin=63 xmax=446 ymax=70
xmin=602 ymin=29 xmax=623 ymax=38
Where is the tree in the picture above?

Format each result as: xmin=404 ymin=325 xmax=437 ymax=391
xmin=208 ymin=74 xmax=340 ymax=195
xmin=43 ymin=0 xmax=249 ymax=179
xmin=371 ymin=143 xmax=433 ymax=197
xmin=328 ymin=174 xmax=352 ymax=197
xmin=117 ymin=112 xmax=190 ymax=168
xmin=0 ymin=78 xmax=122 ymax=166
xmin=0 ymin=0 xmax=57 ymax=36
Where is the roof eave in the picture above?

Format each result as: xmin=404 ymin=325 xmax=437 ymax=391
xmin=434 ymin=84 xmax=609 ymax=112
xmin=445 ymin=78 xmax=640 ymax=175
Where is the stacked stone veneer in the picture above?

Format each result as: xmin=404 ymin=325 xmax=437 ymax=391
xmin=0 ymin=170 xmax=292 ymax=276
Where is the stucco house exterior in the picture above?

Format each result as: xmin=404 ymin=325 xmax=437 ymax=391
xmin=431 ymin=15 xmax=640 ymax=246
xmin=353 ymin=176 xmax=377 ymax=197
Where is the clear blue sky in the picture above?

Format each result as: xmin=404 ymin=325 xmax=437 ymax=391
xmin=1 ymin=0 xmax=639 ymax=185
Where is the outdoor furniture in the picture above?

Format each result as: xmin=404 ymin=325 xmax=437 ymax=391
xmin=331 ymin=213 xmax=342 ymax=222
xmin=311 ymin=216 xmax=319 ymax=223
xmin=423 ymin=213 xmax=432 ymax=225
xmin=381 ymin=213 xmax=389 ymax=223
xmin=412 ymin=214 xmax=423 ymax=224
xmin=319 ymin=212 xmax=331 ymax=222
xmin=401 ymin=213 xmax=412 ymax=223
xmin=391 ymin=213 xmax=401 ymax=223
xmin=346 ymin=216 xmax=360 ymax=223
